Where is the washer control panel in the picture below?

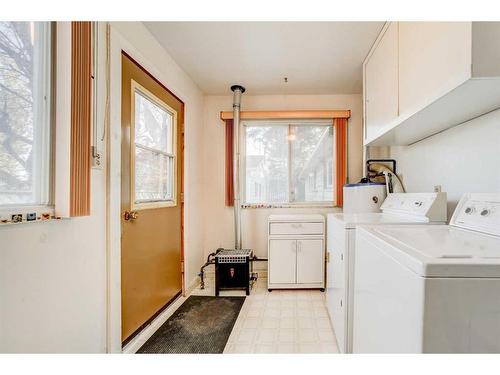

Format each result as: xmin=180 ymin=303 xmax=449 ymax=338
xmin=451 ymin=193 xmax=500 ymax=236
xmin=381 ymin=192 xmax=448 ymax=222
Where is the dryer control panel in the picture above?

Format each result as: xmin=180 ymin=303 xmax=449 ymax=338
xmin=451 ymin=193 xmax=500 ymax=237
xmin=381 ymin=192 xmax=448 ymax=222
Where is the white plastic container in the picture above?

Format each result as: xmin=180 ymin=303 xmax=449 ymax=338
xmin=342 ymin=183 xmax=386 ymax=214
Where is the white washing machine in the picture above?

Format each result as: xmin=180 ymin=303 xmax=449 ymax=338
xmin=353 ymin=193 xmax=500 ymax=353
xmin=326 ymin=192 xmax=447 ymax=353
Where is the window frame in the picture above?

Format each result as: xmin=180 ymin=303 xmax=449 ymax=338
xmin=241 ymin=119 xmax=336 ymax=208
xmin=129 ymin=79 xmax=177 ymax=211
xmin=0 ymin=22 xmax=55 ymax=217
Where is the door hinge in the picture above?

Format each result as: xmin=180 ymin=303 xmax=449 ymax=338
xmin=341 ymin=253 xmax=344 ymax=261
xmin=326 ymin=252 xmax=330 ymax=263
xmin=180 ymin=192 xmax=184 ymax=203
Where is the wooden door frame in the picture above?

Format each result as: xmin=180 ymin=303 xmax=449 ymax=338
xmin=106 ymin=28 xmax=186 ymax=353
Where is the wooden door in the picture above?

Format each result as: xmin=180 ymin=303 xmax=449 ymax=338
xmin=269 ymin=239 xmax=296 ymax=284
xmin=121 ymin=52 xmax=184 ymax=343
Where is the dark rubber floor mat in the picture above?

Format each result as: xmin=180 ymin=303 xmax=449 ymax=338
xmin=137 ymin=296 xmax=245 ymax=354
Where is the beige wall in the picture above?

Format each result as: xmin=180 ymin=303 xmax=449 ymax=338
xmin=202 ymin=94 xmax=363 ymax=260
xmin=0 ymin=24 xmax=108 ymax=353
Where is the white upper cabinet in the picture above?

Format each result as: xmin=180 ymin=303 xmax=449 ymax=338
xmin=364 ymin=22 xmax=399 ymax=140
xmin=364 ymin=22 xmax=500 ymax=146
xmin=398 ymin=22 xmax=472 ymax=118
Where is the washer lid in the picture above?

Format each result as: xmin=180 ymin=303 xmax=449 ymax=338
xmin=365 ymin=225 xmax=500 ymax=278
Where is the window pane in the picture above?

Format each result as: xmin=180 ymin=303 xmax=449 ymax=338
xmin=0 ymin=22 xmax=51 ymax=206
xmin=291 ymin=125 xmax=333 ymax=202
xmin=134 ymin=90 xmax=172 ymax=153
xmin=245 ymin=125 xmax=288 ymax=203
xmin=135 ymin=146 xmax=173 ymax=203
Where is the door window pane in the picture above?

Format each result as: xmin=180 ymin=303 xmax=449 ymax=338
xmin=135 ymin=146 xmax=173 ymax=202
xmin=0 ymin=22 xmax=52 ymax=206
xmin=133 ymin=87 xmax=175 ymax=205
xmin=134 ymin=91 xmax=173 ymax=153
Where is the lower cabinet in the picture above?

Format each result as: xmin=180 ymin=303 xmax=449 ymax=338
xmin=296 ymin=239 xmax=324 ymax=284
xmin=269 ymin=239 xmax=297 ymax=284
xmin=268 ymin=215 xmax=325 ymax=290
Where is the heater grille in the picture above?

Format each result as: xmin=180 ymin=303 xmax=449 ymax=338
xmin=215 ymin=249 xmax=253 ymax=263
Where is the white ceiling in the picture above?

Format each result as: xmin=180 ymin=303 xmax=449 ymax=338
xmin=144 ymin=22 xmax=384 ymax=95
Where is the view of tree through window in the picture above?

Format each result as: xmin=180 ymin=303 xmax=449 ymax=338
xmin=0 ymin=22 xmax=51 ymax=206
xmin=245 ymin=122 xmax=334 ymax=204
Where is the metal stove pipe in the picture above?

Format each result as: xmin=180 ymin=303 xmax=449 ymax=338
xmin=231 ymin=85 xmax=246 ymax=250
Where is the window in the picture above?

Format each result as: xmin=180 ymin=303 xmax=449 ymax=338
xmin=244 ymin=121 xmax=334 ymax=205
xmin=131 ymin=82 xmax=176 ymax=209
xmin=0 ymin=22 xmax=52 ymax=207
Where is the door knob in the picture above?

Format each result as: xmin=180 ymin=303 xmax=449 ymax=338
xmin=124 ymin=210 xmax=139 ymax=221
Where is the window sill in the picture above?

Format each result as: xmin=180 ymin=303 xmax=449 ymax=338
xmin=241 ymin=203 xmax=338 ymax=209
xmin=0 ymin=205 xmax=57 ymax=226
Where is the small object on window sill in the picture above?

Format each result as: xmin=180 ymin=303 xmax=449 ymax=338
xmin=26 ymin=213 xmax=37 ymax=221
xmin=41 ymin=213 xmax=51 ymax=221
xmin=11 ymin=214 xmax=22 ymax=223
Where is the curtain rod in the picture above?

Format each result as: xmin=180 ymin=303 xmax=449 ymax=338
xmin=220 ymin=110 xmax=351 ymax=121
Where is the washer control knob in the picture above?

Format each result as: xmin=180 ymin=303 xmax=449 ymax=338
xmin=465 ymin=207 xmax=474 ymax=215
xmin=480 ymin=209 xmax=490 ymax=216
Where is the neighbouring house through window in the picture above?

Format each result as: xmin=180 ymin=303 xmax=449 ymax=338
xmin=243 ymin=120 xmax=334 ymax=205
xmin=0 ymin=22 xmax=52 ymax=207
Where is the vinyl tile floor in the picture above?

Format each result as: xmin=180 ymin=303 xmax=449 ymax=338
xmin=191 ymin=277 xmax=339 ymax=354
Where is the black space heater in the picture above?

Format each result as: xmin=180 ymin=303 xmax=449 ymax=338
xmin=215 ymin=249 xmax=253 ymax=296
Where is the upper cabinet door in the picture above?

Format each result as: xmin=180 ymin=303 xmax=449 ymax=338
xmin=364 ymin=22 xmax=399 ymax=140
xmin=398 ymin=22 xmax=472 ymax=117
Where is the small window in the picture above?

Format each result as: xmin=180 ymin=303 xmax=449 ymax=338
xmin=244 ymin=120 xmax=334 ymax=206
xmin=0 ymin=22 xmax=52 ymax=207
xmin=131 ymin=82 xmax=176 ymax=209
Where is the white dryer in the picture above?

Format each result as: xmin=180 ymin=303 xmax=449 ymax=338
xmin=353 ymin=193 xmax=500 ymax=353
xmin=326 ymin=192 xmax=447 ymax=353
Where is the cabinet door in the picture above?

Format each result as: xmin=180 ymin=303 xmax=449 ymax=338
xmin=269 ymin=239 xmax=296 ymax=284
xmin=399 ymin=22 xmax=472 ymax=117
xmin=364 ymin=22 xmax=399 ymax=140
xmin=296 ymin=239 xmax=324 ymax=284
